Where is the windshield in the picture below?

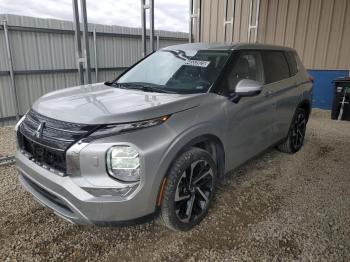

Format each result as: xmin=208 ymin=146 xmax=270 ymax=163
xmin=116 ymin=49 xmax=230 ymax=94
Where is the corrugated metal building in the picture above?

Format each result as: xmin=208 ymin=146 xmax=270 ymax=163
xmin=191 ymin=0 xmax=350 ymax=109
xmin=0 ymin=14 xmax=188 ymax=125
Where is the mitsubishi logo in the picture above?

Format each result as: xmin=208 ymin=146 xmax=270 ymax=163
xmin=34 ymin=122 xmax=45 ymax=138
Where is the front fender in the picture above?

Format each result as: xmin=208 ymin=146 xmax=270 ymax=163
xmin=150 ymin=117 xmax=228 ymax=208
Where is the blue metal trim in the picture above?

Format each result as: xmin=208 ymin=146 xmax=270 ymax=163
xmin=308 ymin=70 xmax=349 ymax=110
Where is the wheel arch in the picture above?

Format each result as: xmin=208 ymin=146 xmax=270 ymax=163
xmin=177 ymin=134 xmax=225 ymax=178
xmin=298 ymin=99 xmax=311 ymax=121
xmin=155 ymin=133 xmax=226 ymax=208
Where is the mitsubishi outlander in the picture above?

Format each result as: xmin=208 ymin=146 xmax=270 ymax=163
xmin=15 ymin=43 xmax=312 ymax=231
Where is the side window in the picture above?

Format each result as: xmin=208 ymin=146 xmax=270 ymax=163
xmin=226 ymin=51 xmax=264 ymax=92
xmin=285 ymin=51 xmax=298 ymax=76
xmin=262 ymin=51 xmax=290 ymax=84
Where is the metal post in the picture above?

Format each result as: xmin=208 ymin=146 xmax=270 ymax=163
xmin=189 ymin=0 xmax=193 ymax=43
xmin=255 ymin=0 xmax=260 ymax=42
xmin=156 ymin=31 xmax=160 ymax=50
xmin=223 ymin=0 xmax=235 ymax=42
xmin=191 ymin=0 xmax=200 ymax=42
xmin=2 ymin=20 xmax=19 ymax=121
xmin=189 ymin=0 xmax=200 ymax=42
xmin=93 ymin=27 xmax=98 ymax=82
xmin=196 ymin=0 xmax=201 ymax=42
xmin=80 ymin=0 xmax=91 ymax=84
xmin=223 ymin=0 xmax=228 ymax=41
xmin=149 ymin=0 xmax=155 ymax=52
xmin=72 ymin=0 xmax=84 ymax=85
xmin=231 ymin=0 xmax=236 ymax=42
xmin=248 ymin=0 xmax=260 ymax=43
xmin=141 ymin=0 xmax=147 ymax=57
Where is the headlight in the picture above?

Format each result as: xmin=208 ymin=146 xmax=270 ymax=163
xmin=87 ymin=115 xmax=170 ymax=141
xmin=106 ymin=145 xmax=141 ymax=182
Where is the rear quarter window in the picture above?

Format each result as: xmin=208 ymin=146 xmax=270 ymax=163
xmin=285 ymin=51 xmax=298 ymax=76
xmin=262 ymin=51 xmax=290 ymax=84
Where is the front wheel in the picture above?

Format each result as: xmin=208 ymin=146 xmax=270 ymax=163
xmin=159 ymin=147 xmax=217 ymax=231
xmin=277 ymin=108 xmax=307 ymax=154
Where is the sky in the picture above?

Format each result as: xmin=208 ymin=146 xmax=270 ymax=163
xmin=0 ymin=0 xmax=189 ymax=32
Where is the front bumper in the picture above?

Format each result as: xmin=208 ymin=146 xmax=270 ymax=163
xmin=16 ymin=151 xmax=156 ymax=225
xmin=15 ymin=109 xmax=203 ymax=226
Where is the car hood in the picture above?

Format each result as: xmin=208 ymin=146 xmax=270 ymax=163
xmin=32 ymin=83 xmax=205 ymax=124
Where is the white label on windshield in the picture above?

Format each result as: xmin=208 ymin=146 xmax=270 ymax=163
xmin=184 ymin=60 xmax=210 ymax=67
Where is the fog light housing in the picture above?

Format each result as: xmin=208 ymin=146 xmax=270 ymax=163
xmin=106 ymin=145 xmax=141 ymax=182
xmin=82 ymin=185 xmax=138 ymax=197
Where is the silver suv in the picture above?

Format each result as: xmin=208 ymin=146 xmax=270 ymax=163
xmin=16 ymin=43 xmax=312 ymax=231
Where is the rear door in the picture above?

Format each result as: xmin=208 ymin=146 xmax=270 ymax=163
xmin=261 ymin=51 xmax=299 ymax=142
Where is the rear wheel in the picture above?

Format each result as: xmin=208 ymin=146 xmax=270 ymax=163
xmin=159 ymin=147 xmax=217 ymax=231
xmin=277 ymin=108 xmax=307 ymax=153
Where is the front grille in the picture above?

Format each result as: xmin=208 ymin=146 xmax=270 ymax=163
xmin=18 ymin=109 xmax=98 ymax=173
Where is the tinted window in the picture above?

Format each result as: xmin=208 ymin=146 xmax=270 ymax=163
xmin=226 ymin=51 xmax=264 ymax=92
xmin=262 ymin=51 xmax=290 ymax=84
xmin=117 ymin=50 xmax=230 ymax=94
xmin=285 ymin=51 xmax=298 ymax=76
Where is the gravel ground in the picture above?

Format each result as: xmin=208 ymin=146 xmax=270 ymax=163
xmin=0 ymin=126 xmax=16 ymax=157
xmin=0 ymin=109 xmax=349 ymax=261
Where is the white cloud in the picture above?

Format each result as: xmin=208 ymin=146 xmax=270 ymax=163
xmin=0 ymin=0 xmax=189 ymax=32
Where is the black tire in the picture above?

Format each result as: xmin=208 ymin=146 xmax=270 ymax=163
xmin=277 ymin=108 xmax=307 ymax=154
xmin=159 ymin=147 xmax=217 ymax=231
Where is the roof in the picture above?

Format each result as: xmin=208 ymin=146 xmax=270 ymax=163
xmin=162 ymin=42 xmax=295 ymax=52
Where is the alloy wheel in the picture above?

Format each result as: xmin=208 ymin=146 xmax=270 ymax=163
xmin=174 ymin=160 xmax=214 ymax=223
xmin=291 ymin=112 xmax=306 ymax=150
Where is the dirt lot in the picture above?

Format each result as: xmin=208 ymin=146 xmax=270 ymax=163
xmin=0 ymin=109 xmax=349 ymax=261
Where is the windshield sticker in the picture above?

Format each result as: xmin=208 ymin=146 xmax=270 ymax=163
xmin=184 ymin=60 xmax=210 ymax=67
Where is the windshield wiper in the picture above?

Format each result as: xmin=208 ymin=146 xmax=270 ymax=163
xmin=114 ymin=82 xmax=176 ymax=94
xmin=104 ymin=81 xmax=114 ymax=86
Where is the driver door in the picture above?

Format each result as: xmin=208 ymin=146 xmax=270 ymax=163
xmin=222 ymin=51 xmax=277 ymax=169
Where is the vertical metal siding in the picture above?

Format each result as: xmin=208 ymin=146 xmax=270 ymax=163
xmin=0 ymin=14 xmax=188 ymax=122
xmin=197 ymin=0 xmax=350 ymax=70
xmin=217 ymin=0 xmax=225 ymax=42
xmin=240 ymin=0 xmax=248 ymax=42
xmin=314 ymin=0 xmax=335 ymax=69
xmin=283 ymin=0 xmax=299 ymax=48
xmin=210 ymin=1 xmax=219 ymax=42
xmin=274 ymin=0 xmax=288 ymax=45
xmin=338 ymin=0 xmax=350 ymax=69
xmin=325 ymin=0 xmax=347 ymax=69
xmin=233 ymin=0 xmax=242 ymax=42
xmin=201 ymin=0 xmax=210 ymax=42
xmin=303 ymin=0 xmax=322 ymax=67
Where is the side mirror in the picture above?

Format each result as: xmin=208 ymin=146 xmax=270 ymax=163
xmin=229 ymin=79 xmax=263 ymax=102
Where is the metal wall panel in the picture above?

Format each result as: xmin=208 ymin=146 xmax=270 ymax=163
xmin=196 ymin=0 xmax=350 ymax=70
xmin=0 ymin=14 xmax=188 ymax=122
xmin=325 ymin=0 xmax=347 ymax=69
xmin=217 ymin=0 xmax=225 ymax=42
xmin=283 ymin=0 xmax=299 ymax=48
xmin=201 ymin=0 xmax=251 ymax=43
xmin=232 ymin=0 xmax=243 ymax=42
xmin=338 ymin=0 xmax=350 ymax=69
xmin=0 ymin=77 xmax=16 ymax=118
xmin=239 ymin=0 xmax=250 ymax=42
xmin=225 ymin=0 xmax=234 ymax=42
xmin=308 ymin=69 xmax=349 ymax=109
xmin=201 ymin=0 xmax=211 ymax=42
xmin=210 ymin=0 xmax=219 ymax=42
